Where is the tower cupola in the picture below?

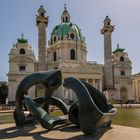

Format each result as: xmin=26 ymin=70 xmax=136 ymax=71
xmin=36 ymin=5 xmax=48 ymax=26
xmin=38 ymin=5 xmax=46 ymax=17
xmin=101 ymin=16 xmax=114 ymax=34
xmin=61 ymin=4 xmax=70 ymax=23
xmin=18 ymin=34 xmax=28 ymax=44
xmin=104 ymin=16 xmax=111 ymax=26
xmin=49 ymin=5 xmax=85 ymax=44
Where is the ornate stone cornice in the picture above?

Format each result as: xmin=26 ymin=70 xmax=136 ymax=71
xmin=9 ymin=56 xmax=35 ymax=63
xmin=36 ymin=16 xmax=48 ymax=26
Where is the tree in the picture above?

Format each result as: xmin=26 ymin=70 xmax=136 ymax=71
xmin=0 ymin=83 xmax=8 ymax=104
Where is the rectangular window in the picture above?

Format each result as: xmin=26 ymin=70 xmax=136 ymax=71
xmin=120 ymin=71 xmax=125 ymax=76
xmin=19 ymin=66 xmax=26 ymax=71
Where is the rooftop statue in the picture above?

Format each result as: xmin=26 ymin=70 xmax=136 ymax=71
xmin=13 ymin=69 xmax=117 ymax=135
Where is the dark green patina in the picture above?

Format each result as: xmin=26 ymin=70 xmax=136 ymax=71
xmin=63 ymin=77 xmax=117 ymax=134
xmin=17 ymin=34 xmax=28 ymax=44
xmin=113 ymin=44 xmax=125 ymax=54
xmin=13 ymin=69 xmax=117 ymax=135
xmin=51 ymin=22 xmax=83 ymax=40
xmin=13 ymin=69 xmax=68 ymax=127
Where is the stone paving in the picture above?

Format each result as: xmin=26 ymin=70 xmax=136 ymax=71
xmin=0 ymin=123 xmax=140 ymax=140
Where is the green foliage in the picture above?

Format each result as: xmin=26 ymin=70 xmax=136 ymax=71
xmin=0 ymin=83 xmax=8 ymax=104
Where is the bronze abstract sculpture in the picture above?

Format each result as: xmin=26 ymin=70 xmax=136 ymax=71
xmin=13 ymin=69 xmax=117 ymax=135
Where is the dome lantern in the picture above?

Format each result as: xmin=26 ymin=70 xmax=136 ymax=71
xmin=61 ymin=4 xmax=70 ymax=23
xmin=49 ymin=5 xmax=85 ymax=44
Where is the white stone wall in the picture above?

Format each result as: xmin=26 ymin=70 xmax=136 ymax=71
xmin=8 ymin=81 xmax=17 ymax=101
xmin=8 ymin=41 xmax=35 ymax=102
xmin=47 ymin=40 xmax=87 ymax=65
xmin=113 ymin=50 xmax=133 ymax=102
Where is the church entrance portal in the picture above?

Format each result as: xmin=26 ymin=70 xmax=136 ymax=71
xmin=120 ymin=87 xmax=127 ymax=103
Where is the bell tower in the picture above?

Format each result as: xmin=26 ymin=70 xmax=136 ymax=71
xmin=101 ymin=16 xmax=114 ymax=89
xmin=36 ymin=5 xmax=48 ymax=71
xmin=112 ymin=44 xmax=133 ymax=103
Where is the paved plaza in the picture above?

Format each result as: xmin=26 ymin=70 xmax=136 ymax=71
xmin=0 ymin=123 xmax=140 ymax=140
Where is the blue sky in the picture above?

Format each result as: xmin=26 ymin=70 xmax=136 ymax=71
xmin=0 ymin=0 xmax=140 ymax=81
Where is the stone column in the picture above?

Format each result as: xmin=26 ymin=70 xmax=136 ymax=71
xmin=36 ymin=6 xmax=48 ymax=71
xmin=101 ymin=16 xmax=114 ymax=89
xmin=36 ymin=6 xmax=48 ymax=97
xmin=99 ymin=80 xmax=102 ymax=92
xmin=93 ymin=79 xmax=96 ymax=87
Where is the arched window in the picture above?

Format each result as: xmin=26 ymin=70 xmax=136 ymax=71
xmin=20 ymin=48 xmax=25 ymax=54
xmin=70 ymin=49 xmax=75 ymax=60
xmin=67 ymin=33 xmax=69 ymax=39
xmin=66 ymin=16 xmax=68 ymax=22
xmin=120 ymin=56 xmax=124 ymax=61
xmin=107 ymin=21 xmax=110 ymax=26
xmin=41 ymin=12 xmax=44 ymax=17
xmin=120 ymin=71 xmax=125 ymax=76
xmin=70 ymin=33 xmax=75 ymax=39
xmin=55 ymin=26 xmax=58 ymax=30
xmin=54 ymin=36 xmax=56 ymax=42
xmin=63 ymin=17 xmax=65 ymax=22
xmin=53 ymin=52 xmax=57 ymax=61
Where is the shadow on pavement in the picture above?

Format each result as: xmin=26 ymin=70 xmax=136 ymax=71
xmin=0 ymin=122 xmax=112 ymax=140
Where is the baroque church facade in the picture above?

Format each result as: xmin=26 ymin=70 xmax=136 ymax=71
xmin=132 ymin=73 xmax=140 ymax=102
xmin=8 ymin=5 xmax=134 ymax=104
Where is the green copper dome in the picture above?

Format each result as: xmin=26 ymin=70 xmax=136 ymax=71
xmin=18 ymin=34 xmax=28 ymax=44
xmin=51 ymin=22 xmax=83 ymax=40
xmin=50 ymin=5 xmax=85 ymax=44
xmin=113 ymin=44 xmax=125 ymax=53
